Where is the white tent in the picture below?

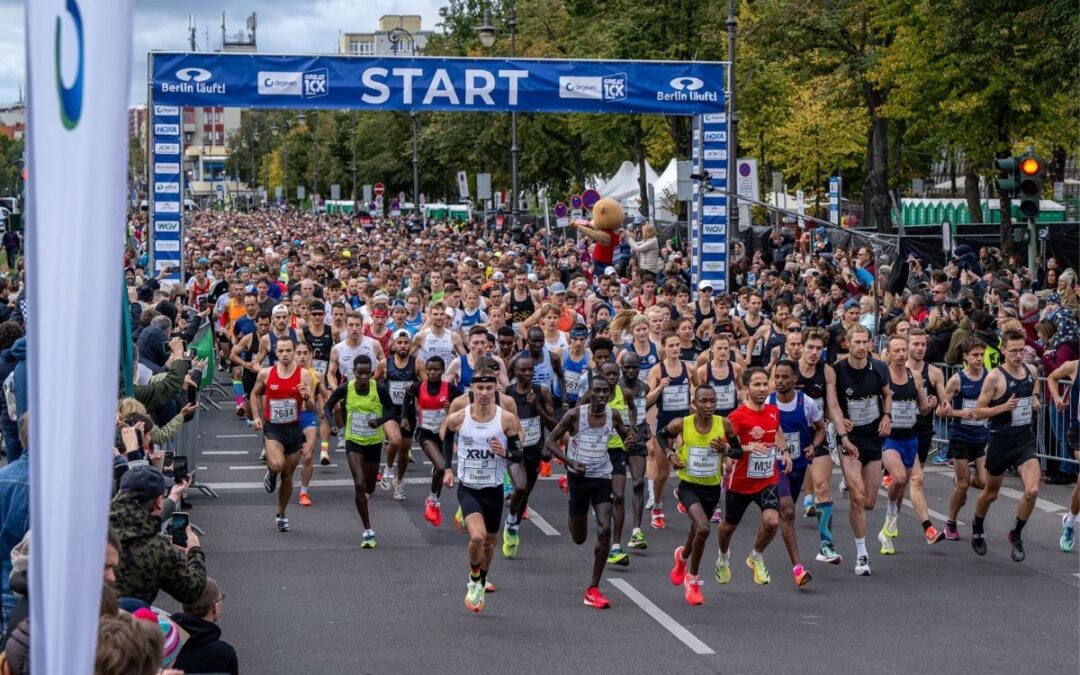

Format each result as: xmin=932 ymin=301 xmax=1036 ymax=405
xmin=599 ymin=160 xmax=660 ymax=205
xmin=649 ymin=158 xmax=680 ymax=223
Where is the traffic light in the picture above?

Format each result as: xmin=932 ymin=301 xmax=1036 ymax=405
xmin=1017 ymin=153 xmax=1046 ymax=219
xmin=993 ymin=156 xmax=1019 ymax=198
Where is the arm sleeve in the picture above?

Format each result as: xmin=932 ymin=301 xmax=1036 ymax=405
xmin=442 ymin=428 xmax=456 ymax=469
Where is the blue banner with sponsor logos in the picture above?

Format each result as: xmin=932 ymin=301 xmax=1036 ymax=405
xmin=150 ymin=52 xmax=726 ymax=115
xmin=696 ymin=113 xmax=729 ymax=294
xmin=149 ymin=104 xmax=183 ymax=279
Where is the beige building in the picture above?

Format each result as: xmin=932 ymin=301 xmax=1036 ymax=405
xmin=338 ymin=15 xmax=432 ymax=56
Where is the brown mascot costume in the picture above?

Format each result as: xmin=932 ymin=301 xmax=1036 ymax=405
xmin=571 ymin=197 xmax=624 ymax=279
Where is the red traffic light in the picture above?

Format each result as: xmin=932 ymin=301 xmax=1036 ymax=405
xmin=1020 ymin=157 xmax=1040 ymax=175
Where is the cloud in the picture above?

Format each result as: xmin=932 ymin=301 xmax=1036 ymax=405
xmin=0 ymin=0 xmax=446 ymax=106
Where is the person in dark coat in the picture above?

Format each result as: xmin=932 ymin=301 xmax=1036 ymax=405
xmin=171 ymin=577 xmax=239 ymax=675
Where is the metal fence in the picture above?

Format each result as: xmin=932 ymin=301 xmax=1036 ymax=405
xmin=926 ymin=362 xmax=1076 ymax=469
xmin=157 ymin=393 xmax=219 ymax=498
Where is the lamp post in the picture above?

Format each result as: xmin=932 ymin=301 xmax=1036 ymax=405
xmin=252 ymin=129 xmax=260 ymax=208
xmin=388 ymin=26 xmax=421 ymax=214
xmin=478 ymin=4 xmax=518 ymax=233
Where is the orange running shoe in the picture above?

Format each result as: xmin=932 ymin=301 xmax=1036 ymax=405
xmin=684 ymin=574 xmax=704 ymax=605
xmin=424 ymin=497 xmax=442 ymax=527
xmin=539 ymin=460 xmax=552 ymax=477
xmin=583 ymin=586 xmax=611 ymax=609
xmin=670 ymin=546 xmax=687 ymax=585
xmin=651 ymin=507 xmax=666 ymax=530
xmin=558 ymin=475 xmax=570 ymax=494
xmin=298 ymin=492 xmax=313 ymax=507
xmin=925 ymin=525 xmax=945 ymax=545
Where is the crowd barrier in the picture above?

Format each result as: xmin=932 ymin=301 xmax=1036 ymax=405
xmin=158 ymin=394 xmax=219 ymax=498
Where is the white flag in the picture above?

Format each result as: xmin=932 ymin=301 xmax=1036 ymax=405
xmin=26 ymin=0 xmax=133 ymax=672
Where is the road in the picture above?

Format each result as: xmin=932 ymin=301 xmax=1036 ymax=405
xmin=155 ymin=397 xmax=1080 ymax=675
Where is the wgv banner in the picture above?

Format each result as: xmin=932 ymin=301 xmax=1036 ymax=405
xmin=697 ymin=113 xmax=729 ymax=293
xmin=150 ymin=52 xmax=726 ymax=115
xmin=27 ymin=0 xmax=134 ymax=672
xmin=150 ymin=104 xmax=183 ymax=278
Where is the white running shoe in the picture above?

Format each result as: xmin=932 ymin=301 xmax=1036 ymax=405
xmin=392 ymin=479 xmax=406 ymax=501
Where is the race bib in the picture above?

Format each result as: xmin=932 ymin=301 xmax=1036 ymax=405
xmin=573 ymin=429 xmax=609 ymax=464
xmin=713 ymin=383 xmax=736 ymax=410
xmin=312 ymin=359 xmax=328 ymax=377
xmin=687 ymin=445 xmax=720 ymax=478
xmin=783 ymin=431 xmax=801 ymax=455
xmin=663 ymin=384 xmax=689 ymax=410
xmin=848 ymin=397 xmax=880 ymax=427
xmin=389 ymin=380 xmax=409 ymax=406
xmin=634 ymin=396 xmax=646 ymax=420
xmin=522 ymin=417 xmax=542 ymax=446
xmin=349 ymin=411 xmax=377 ymax=438
xmin=892 ymin=400 xmax=918 ymax=429
xmin=961 ymin=399 xmax=986 ymax=427
xmin=269 ymin=398 xmax=298 ymax=424
xmin=564 ymin=371 xmax=583 ymax=396
xmin=746 ymin=449 xmax=776 ymax=479
xmin=1011 ymin=397 xmax=1032 ymax=427
xmin=751 ymin=340 xmax=763 ymax=356
xmin=421 ymin=409 xmax=447 ymax=432
xmin=462 ymin=458 xmax=498 ymax=487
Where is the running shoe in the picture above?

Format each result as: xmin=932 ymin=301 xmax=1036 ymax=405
xmin=816 ymin=542 xmax=843 ymax=564
xmin=792 ymin=564 xmax=812 ymax=588
xmin=607 ymin=546 xmax=630 ymax=567
xmin=710 ymin=507 xmax=723 ymax=524
xmin=235 ymin=403 xmax=245 ymax=417
xmin=627 ymin=530 xmax=648 ymax=550
xmin=746 ymin=554 xmax=770 ymax=585
xmin=684 ymin=574 xmax=704 ymax=605
xmin=925 ymin=525 xmax=945 ymax=545
xmin=714 ymin=555 xmax=731 ymax=584
xmin=465 ymin=580 xmax=485 ymax=612
xmin=1061 ymin=515 xmax=1076 ymax=553
xmin=502 ymin=523 xmax=520 ymax=559
xmin=802 ymin=494 xmax=815 ymax=518
xmin=558 ymin=475 xmax=569 ymax=495
xmin=361 ymin=531 xmax=377 ymax=549
xmin=1007 ymin=530 xmax=1025 ymax=562
xmin=454 ymin=506 xmax=467 ymax=533
xmin=931 ymin=446 xmax=951 ymax=465
xmin=319 ymin=450 xmax=331 ymax=466
xmin=377 ymin=471 xmax=388 ymax=490
xmin=276 ymin=514 xmax=289 ymax=532
xmin=669 ymin=546 xmax=687 ymax=585
xmin=246 ymin=419 xmax=254 ymax=428
xmin=645 ymin=494 xmax=655 ymax=511
xmin=424 ymin=497 xmax=442 ymax=527
xmin=485 ymin=580 xmax=496 ymax=593
xmin=263 ymin=470 xmax=277 ymax=494
xmin=676 ymin=501 xmax=687 ymax=515
xmin=583 ymin=586 xmax=611 ymax=609
xmin=298 ymin=492 xmax=312 ymax=507
xmin=882 ymin=473 xmax=892 ymax=488
xmin=882 ymin=512 xmax=899 ymax=538
xmin=943 ymin=523 xmax=960 ymax=541
xmin=971 ymin=532 xmax=987 ymax=556
xmin=539 ymin=460 xmax=552 ymax=477
xmin=651 ymin=507 xmax=666 ymax=530
xmin=336 ymin=437 xmax=346 ymax=450
xmin=840 ymin=479 xmax=848 ymax=500
xmin=392 ymin=479 xmax=406 ymax=501
xmin=854 ymin=555 xmax=871 ymax=576
xmin=878 ymin=529 xmax=895 ymax=555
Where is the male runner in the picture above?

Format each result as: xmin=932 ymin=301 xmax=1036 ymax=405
xmin=553 ymin=325 xmax=591 ymax=415
xmin=906 ymin=328 xmax=949 ymax=501
xmin=229 ymin=310 xmax=270 ymax=425
xmin=252 ymin=304 xmax=301 ymax=372
xmin=971 ymin=329 xmax=1042 ymax=561
xmin=328 ymin=312 xmax=384 ymax=449
xmin=545 ymin=376 xmax=631 ymax=609
xmin=250 ymin=337 xmax=317 ymax=532
xmin=401 ymin=356 xmax=462 ymax=528
xmin=658 ymin=386 xmax=734 ymax=604
xmin=303 ymin=300 xmax=336 ymax=465
xmin=441 ymin=368 xmax=522 ymax=612
xmin=716 ymin=368 xmax=790 ymax=586
xmin=941 ymin=337 xmax=989 ymax=540
xmin=379 ymin=329 xmax=419 ymax=500
xmin=445 ymin=325 xmax=510 ymax=390
xmin=827 ymin=324 xmax=891 ymax=576
xmin=1047 ymin=359 xmax=1079 ymax=552
xmin=412 ymin=302 xmax=465 ymax=369
xmin=509 ymin=327 xmax=565 ymax=396
xmin=617 ymin=351 xmax=650 ymax=552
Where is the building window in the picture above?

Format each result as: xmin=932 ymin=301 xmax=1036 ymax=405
xmin=350 ymin=41 xmax=374 ymax=56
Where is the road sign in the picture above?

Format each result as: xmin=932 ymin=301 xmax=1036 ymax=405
xmin=457 ymin=171 xmax=469 ymax=198
xmin=398 ymin=191 xmax=405 ymax=203
xmin=391 ymin=199 xmax=400 ymax=210
xmin=829 ymin=176 xmax=842 ymax=226
xmin=554 ymin=202 xmax=568 ymax=218
xmin=363 ymin=184 xmax=372 ymax=203
xmin=581 ymin=189 xmax=600 ymax=209
xmin=796 ymin=190 xmax=805 ymax=228
xmin=374 ymin=182 xmax=385 ymax=197
xmin=570 ymin=194 xmax=583 ymax=210
xmin=330 ymin=184 xmax=341 ymax=201
xmin=476 ymin=173 xmax=492 ymax=200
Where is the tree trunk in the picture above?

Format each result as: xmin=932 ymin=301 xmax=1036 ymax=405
xmin=571 ymin=132 xmax=586 ymax=192
xmin=964 ymin=165 xmax=983 ymax=224
xmin=666 ymin=115 xmax=691 ymax=160
xmin=634 ymin=116 xmax=649 ymax=217
xmin=862 ymin=97 xmax=892 ymax=233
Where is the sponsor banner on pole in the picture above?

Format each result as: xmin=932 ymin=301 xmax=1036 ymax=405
xmin=152 ymin=53 xmax=726 ymax=115
xmin=696 ymin=113 xmax=728 ymax=293
xmin=149 ymin=86 xmax=182 ymax=281
xmin=828 ymin=176 xmax=842 ymax=226
xmin=27 ymin=0 xmax=135 ymax=672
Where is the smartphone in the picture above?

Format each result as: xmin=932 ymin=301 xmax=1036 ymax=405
xmin=172 ymin=456 xmax=189 ymax=482
xmin=164 ymin=451 xmax=175 ymax=464
xmin=171 ymin=512 xmax=189 ymax=547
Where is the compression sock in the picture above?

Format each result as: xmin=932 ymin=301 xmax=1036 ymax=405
xmin=817 ymin=502 xmax=833 ymax=544
xmin=479 ymin=568 xmax=488 ymax=584
xmin=429 ymin=492 xmax=439 ymax=502
xmin=320 ymin=440 xmax=329 ymax=452
xmin=1013 ymin=517 xmax=1027 ymax=536
xmin=921 ymin=520 xmax=933 ymax=532
xmin=233 ymin=380 xmax=244 ymax=406
xmin=973 ymin=515 xmax=985 ymax=534
xmin=855 ymin=538 xmax=867 ymax=559
xmin=470 ymin=563 xmax=482 ymax=582
xmin=647 ymin=478 xmax=655 ymax=500
xmin=718 ymin=547 xmax=730 ymax=561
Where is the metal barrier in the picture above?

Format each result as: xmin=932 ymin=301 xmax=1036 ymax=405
xmin=157 ymin=395 xmax=219 ymax=498
xmin=925 ymin=362 xmax=1077 ymax=469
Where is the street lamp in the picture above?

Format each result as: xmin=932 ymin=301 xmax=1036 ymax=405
xmin=477 ymin=4 xmax=519 ymax=233
xmin=388 ymin=26 xmax=421 ymax=214
xmin=252 ymin=129 xmax=260 ymax=208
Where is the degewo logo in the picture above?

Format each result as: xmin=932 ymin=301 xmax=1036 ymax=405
xmin=55 ymin=0 xmax=85 ymax=130
xmin=559 ymin=73 xmax=626 ymax=103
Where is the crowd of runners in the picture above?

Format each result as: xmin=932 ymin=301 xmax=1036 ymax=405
xmin=130 ymin=206 xmax=1078 ymax=612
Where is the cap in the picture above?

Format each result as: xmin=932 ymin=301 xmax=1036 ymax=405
xmin=492 ymin=271 xmax=505 ymax=281
xmin=391 ymin=299 xmax=406 ymax=309
xmin=1046 ymin=292 xmax=1063 ymax=305
xmin=843 ymin=298 xmax=860 ymax=311
xmin=604 ymin=266 xmax=617 ymax=277
xmin=698 ymin=280 xmax=713 ymax=291
xmin=392 ymin=328 xmax=411 ymax=340
xmin=271 ymin=303 xmax=290 ymax=316
xmin=444 ymin=307 xmax=456 ymax=318
xmin=119 ymin=465 xmax=173 ymax=501
xmin=549 ymin=281 xmax=566 ymax=295
xmin=342 ymin=250 xmax=352 ymax=258
xmin=308 ymin=301 xmax=325 ymax=312
xmin=816 ymin=226 xmax=827 ymax=236
xmin=527 ymin=273 xmax=539 ymax=283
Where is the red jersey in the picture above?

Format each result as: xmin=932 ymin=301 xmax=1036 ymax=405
xmin=264 ymin=365 xmax=303 ymax=425
xmin=726 ymin=403 xmax=781 ymax=494
xmin=417 ymin=380 xmax=450 ymax=434
xmin=591 ymin=231 xmax=619 ymax=265
xmin=365 ymin=325 xmax=392 ymax=355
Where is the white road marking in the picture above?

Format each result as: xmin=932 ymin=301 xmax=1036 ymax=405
xmin=607 ymin=578 xmax=714 ymax=655
xmin=524 ymin=508 xmax=559 ymax=536
xmin=996 ymin=486 xmax=1067 ymax=513
xmin=202 ymin=450 xmax=249 ymax=455
xmin=229 ymin=464 xmax=339 ymax=470
xmin=216 ymin=433 xmax=257 ymax=439
xmin=207 ymin=476 xmax=437 ymax=490
xmin=877 ymin=488 xmax=960 ymax=525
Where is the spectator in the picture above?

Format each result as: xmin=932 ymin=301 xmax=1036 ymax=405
xmin=94 ymin=612 xmax=164 ymax=675
xmin=0 ymin=414 xmax=28 ymax=631
xmin=110 ymin=465 xmax=206 ymax=605
xmin=1019 ymin=292 xmax=1041 ymax=342
xmin=0 ymin=322 xmax=23 ymax=460
xmin=172 ymin=577 xmax=240 ymax=675
xmin=625 ymin=222 xmax=659 ymax=275
xmin=6 ymin=337 xmax=25 ymax=425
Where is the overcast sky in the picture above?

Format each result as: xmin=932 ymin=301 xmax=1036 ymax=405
xmin=0 ymin=0 xmax=446 ymax=106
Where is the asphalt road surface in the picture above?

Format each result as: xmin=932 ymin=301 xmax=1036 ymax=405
xmin=156 ymin=396 xmax=1080 ymax=675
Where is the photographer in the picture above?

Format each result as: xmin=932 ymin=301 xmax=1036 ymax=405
xmin=110 ymin=465 xmax=206 ymax=606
